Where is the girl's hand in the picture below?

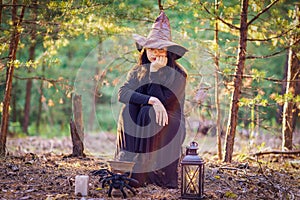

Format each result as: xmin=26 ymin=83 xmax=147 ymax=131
xmin=150 ymin=56 xmax=168 ymax=72
xmin=148 ymin=97 xmax=168 ymax=126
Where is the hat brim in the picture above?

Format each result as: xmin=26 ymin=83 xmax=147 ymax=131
xmin=133 ymin=34 xmax=188 ymax=60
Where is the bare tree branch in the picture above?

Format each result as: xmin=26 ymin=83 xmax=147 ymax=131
xmin=200 ymin=2 xmax=240 ymax=30
xmin=13 ymin=75 xmax=68 ymax=84
xmin=247 ymin=0 xmax=280 ymax=27
xmin=223 ymin=73 xmax=300 ymax=83
xmin=0 ymin=56 xmax=10 ymax=60
xmin=0 ymin=3 xmax=40 ymax=9
xmin=247 ymin=48 xmax=286 ymax=59
xmin=0 ymin=2 xmax=106 ymax=9
xmin=247 ymin=38 xmax=300 ymax=59
xmin=247 ymin=27 xmax=294 ymax=42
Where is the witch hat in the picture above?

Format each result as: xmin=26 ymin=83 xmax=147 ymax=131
xmin=133 ymin=11 xmax=188 ymax=59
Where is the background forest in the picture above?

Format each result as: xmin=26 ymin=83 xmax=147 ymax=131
xmin=0 ymin=0 xmax=299 ymax=159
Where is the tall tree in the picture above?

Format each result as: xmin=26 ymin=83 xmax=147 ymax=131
xmin=0 ymin=1 xmax=25 ymax=156
xmin=23 ymin=0 xmax=37 ymax=134
xmin=36 ymin=65 xmax=45 ymax=133
xmin=224 ymin=0 xmax=249 ymax=163
xmin=282 ymin=4 xmax=300 ymax=150
xmin=223 ymin=0 xmax=280 ymax=162
xmin=214 ymin=0 xmax=222 ymax=161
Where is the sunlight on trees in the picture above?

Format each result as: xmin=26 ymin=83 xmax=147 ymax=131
xmin=0 ymin=0 xmax=299 ymax=160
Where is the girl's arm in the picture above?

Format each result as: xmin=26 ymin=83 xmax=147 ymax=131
xmin=118 ymin=68 xmax=151 ymax=105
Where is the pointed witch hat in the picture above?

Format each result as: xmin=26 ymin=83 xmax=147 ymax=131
xmin=132 ymin=11 xmax=188 ymax=59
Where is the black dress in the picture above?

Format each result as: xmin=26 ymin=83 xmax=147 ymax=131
xmin=116 ymin=63 xmax=186 ymax=188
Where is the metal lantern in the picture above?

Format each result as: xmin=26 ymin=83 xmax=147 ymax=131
xmin=181 ymin=141 xmax=205 ymax=199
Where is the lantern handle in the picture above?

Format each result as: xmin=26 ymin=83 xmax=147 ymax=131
xmin=190 ymin=141 xmax=198 ymax=147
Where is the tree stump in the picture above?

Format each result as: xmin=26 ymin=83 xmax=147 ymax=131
xmin=70 ymin=94 xmax=85 ymax=157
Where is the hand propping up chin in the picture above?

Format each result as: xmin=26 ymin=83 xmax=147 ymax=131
xmin=150 ymin=56 xmax=168 ymax=72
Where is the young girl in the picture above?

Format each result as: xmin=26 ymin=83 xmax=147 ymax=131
xmin=116 ymin=11 xmax=188 ymax=189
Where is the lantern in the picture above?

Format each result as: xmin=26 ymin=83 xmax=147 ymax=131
xmin=181 ymin=141 xmax=205 ymax=199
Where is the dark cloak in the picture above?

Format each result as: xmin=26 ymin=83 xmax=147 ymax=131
xmin=116 ymin=63 xmax=186 ymax=188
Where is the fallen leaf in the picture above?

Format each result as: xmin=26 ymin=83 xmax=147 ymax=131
xmin=224 ymin=191 xmax=238 ymax=198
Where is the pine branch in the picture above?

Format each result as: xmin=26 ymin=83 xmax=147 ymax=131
xmin=247 ymin=0 xmax=280 ymax=27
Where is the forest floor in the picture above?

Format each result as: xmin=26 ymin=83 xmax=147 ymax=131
xmin=0 ymin=132 xmax=300 ymax=200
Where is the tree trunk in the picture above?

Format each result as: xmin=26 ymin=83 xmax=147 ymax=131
xmin=11 ymin=80 xmax=17 ymax=123
xmin=0 ymin=1 xmax=25 ymax=156
xmin=36 ymin=79 xmax=43 ymax=133
xmin=214 ymin=0 xmax=222 ymax=161
xmin=88 ymin=67 xmax=100 ymax=131
xmin=36 ymin=64 xmax=45 ymax=133
xmin=23 ymin=79 xmax=32 ymax=134
xmin=277 ymin=53 xmax=289 ymax=124
xmin=282 ymin=4 xmax=300 ymax=151
xmin=224 ymin=0 xmax=249 ymax=163
xmin=70 ymin=119 xmax=85 ymax=157
xmin=23 ymin=0 xmax=37 ymax=134
xmin=0 ymin=0 xmax=3 ymax=24
xmin=70 ymin=94 xmax=85 ymax=157
xmin=282 ymin=48 xmax=300 ymax=150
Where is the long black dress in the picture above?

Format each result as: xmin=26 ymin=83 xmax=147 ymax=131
xmin=116 ymin=63 xmax=186 ymax=188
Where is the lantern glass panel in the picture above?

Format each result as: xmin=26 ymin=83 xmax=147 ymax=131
xmin=183 ymin=165 xmax=200 ymax=194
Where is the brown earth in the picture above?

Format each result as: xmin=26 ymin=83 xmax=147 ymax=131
xmin=0 ymin=133 xmax=299 ymax=199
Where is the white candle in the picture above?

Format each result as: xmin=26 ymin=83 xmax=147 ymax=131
xmin=75 ymin=175 xmax=89 ymax=196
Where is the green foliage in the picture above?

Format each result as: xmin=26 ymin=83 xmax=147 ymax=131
xmin=239 ymin=94 xmax=268 ymax=108
xmin=271 ymin=93 xmax=300 ymax=105
xmin=0 ymin=0 xmax=299 ymax=139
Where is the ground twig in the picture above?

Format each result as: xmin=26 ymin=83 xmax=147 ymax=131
xmin=253 ymin=150 xmax=300 ymax=157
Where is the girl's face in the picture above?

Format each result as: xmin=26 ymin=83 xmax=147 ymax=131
xmin=146 ymin=48 xmax=167 ymax=63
